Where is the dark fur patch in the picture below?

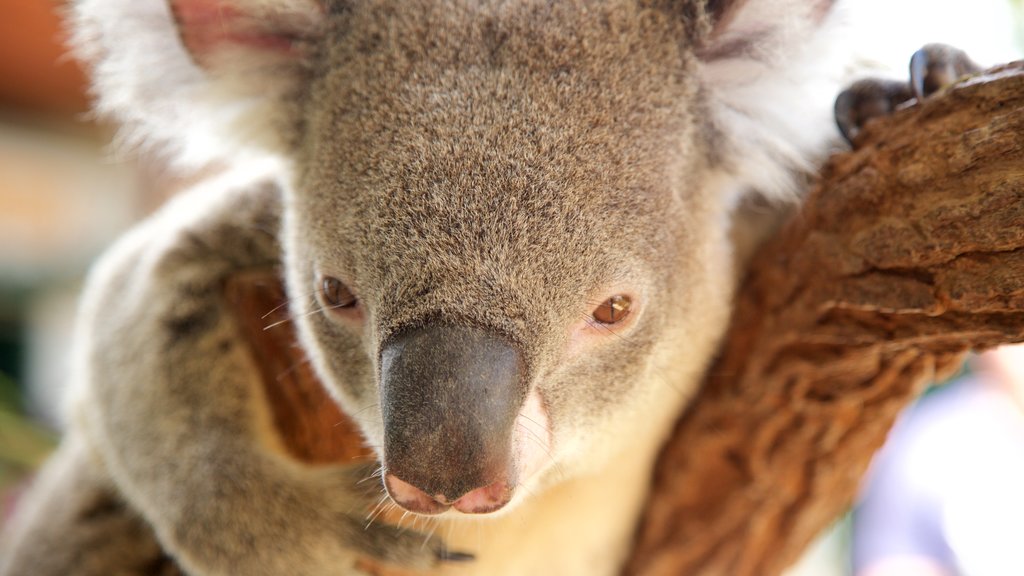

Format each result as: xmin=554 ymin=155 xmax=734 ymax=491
xmin=77 ymin=492 xmax=125 ymax=522
xmin=162 ymin=305 xmax=218 ymax=341
xmin=142 ymin=554 xmax=187 ymax=576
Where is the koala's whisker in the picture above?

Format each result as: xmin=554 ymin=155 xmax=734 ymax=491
xmin=262 ymin=302 xmax=339 ymax=331
xmin=261 ymin=307 xmax=322 ymax=330
xmin=397 ymin=510 xmax=412 ymax=531
xmin=370 ymin=491 xmax=391 ymax=513
xmin=421 ymin=515 xmax=441 ymax=541
xmin=513 ymin=415 xmax=557 ymax=465
xmin=261 ymin=316 xmax=294 ymax=331
xmin=514 ymin=480 xmax=541 ymax=506
xmin=275 ymin=356 xmax=312 ymax=383
xmin=408 ymin=514 xmax=422 ymax=532
xmin=348 ymin=402 xmax=381 ymax=420
xmin=364 ymin=487 xmax=387 ymax=520
xmin=517 ymin=432 xmax=555 ymax=472
xmin=420 ymin=521 xmax=440 ymax=550
xmin=514 ymin=412 xmax=544 ymax=430
xmin=264 ymin=296 xmax=361 ymax=331
xmin=259 ymin=290 xmax=318 ymax=320
xmin=364 ymin=493 xmax=393 ymax=529
xmin=445 ymin=521 xmax=455 ymax=551
xmin=515 ymin=421 xmax=566 ymax=482
xmin=355 ymin=464 xmax=385 ymax=486
xmin=514 ymin=419 xmax=547 ymax=447
xmin=642 ymin=357 xmax=689 ymax=399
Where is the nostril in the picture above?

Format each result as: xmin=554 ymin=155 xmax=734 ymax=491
xmin=452 ymin=480 xmax=511 ymax=514
xmin=383 ymin=473 xmax=513 ymax=516
xmin=383 ymin=473 xmax=449 ymax=515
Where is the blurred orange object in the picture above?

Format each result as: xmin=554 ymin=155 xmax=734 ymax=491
xmin=0 ymin=0 xmax=89 ymax=115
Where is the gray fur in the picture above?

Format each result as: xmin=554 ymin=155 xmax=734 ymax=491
xmin=5 ymin=1 xmax=1011 ymax=574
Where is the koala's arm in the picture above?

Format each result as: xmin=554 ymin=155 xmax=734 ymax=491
xmin=0 ymin=434 xmax=185 ymax=576
xmin=22 ymin=167 xmax=445 ymax=576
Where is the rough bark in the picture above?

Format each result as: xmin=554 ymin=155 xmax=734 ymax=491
xmin=627 ymin=61 xmax=1024 ymax=575
xmin=228 ymin=62 xmax=1024 ymax=575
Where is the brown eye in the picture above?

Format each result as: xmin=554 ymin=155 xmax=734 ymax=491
xmin=321 ymin=277 xmax=357 ymax=308
xmin=592 ymin=295 xmax=631 ymax=324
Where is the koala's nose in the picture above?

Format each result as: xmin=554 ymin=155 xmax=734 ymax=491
xmin=379 ymin=324 xmax=525 ymax=515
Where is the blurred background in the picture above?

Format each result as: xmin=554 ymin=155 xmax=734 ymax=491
xmin=0 ymin=1 xmax=1021 ymax=574
xmin=0 ymin=0 xmax=184 ymax=508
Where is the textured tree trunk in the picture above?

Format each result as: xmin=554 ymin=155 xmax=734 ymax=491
xmin=230 ymin=62 xmax=1024 ymax=575
xmin=626 ymin=61 xmax=1024 ymax=575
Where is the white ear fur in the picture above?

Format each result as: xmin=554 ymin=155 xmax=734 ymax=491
xmin=71 ymin=0 xmax=324 ymax=168
xmin=698 ymin=0 xmax=851 ymax=205
xmin=170 ymin=0 xmax=324 ymax=66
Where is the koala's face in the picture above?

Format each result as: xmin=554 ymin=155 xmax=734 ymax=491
xmin=285 ymin=2 xmax=730 ymax=515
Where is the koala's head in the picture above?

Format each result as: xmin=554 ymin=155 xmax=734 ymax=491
xmin=87 ymin=0 xmax=832 ymax=516
xmin=288 ymin=2 xmax=724 ymax=516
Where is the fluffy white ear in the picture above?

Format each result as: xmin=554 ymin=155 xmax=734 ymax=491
xmin=170 ymin=0 xmax=323 ymax=66
xmin=696 ymin=0 xmax=851 ymax=205
xmin=700 ymin=0 xmax=836 ymax=60
xmin=71 ymin=0 xmax=326 ymax=168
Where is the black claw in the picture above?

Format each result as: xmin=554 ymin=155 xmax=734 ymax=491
xmin=833 ymin=78 xmax=913 ymax=145
xmin=835 ymin=44 xmax=982 ymax=146
xmin=909 ymin=48 xmax=930 ymax=101
xmin=909 ymin=44 xmax=982 ymax=101
xmin=437 ymin=549 xmax=476 ymax=563
xmin=834 ymin=88 xmax=861 ymax=143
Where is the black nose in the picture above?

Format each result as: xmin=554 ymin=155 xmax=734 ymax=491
xmin=379 ymin=324 xmax=525 ymax=507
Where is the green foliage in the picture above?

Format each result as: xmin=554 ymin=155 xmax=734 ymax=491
xmin=0 ymin=372 xmax=56 ymax=490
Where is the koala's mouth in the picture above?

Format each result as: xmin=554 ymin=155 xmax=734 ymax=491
xmin=382 ymin=388 xmax=552 ymax=516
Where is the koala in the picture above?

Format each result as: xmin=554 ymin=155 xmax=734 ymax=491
xmin=1 ymin=1 xmax=1016 ymax=575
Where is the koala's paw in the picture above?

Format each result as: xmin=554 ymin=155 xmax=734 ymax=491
xmin=835 ymin=44 xmax=982 ymax=143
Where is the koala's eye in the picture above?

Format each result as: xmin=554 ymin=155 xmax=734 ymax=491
xmin=591 ymin=295 xmax=631 ymax=324
xmin=321 ymin=277 xmax=358 ymax=309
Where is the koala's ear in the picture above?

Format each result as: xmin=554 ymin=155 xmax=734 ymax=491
xmin=169 ymin=0 xmax=325 ymax=69
xmin=698 ymin=0 xmax=835 ymax=61
xmin=71 ymin=0 xmax=330 ymax=167
xmin=686 ymin=0 xmax=845 ymax=204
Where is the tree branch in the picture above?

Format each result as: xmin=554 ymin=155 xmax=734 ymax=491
xmin=625 ymin=61 xmax=1024 ymax=576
